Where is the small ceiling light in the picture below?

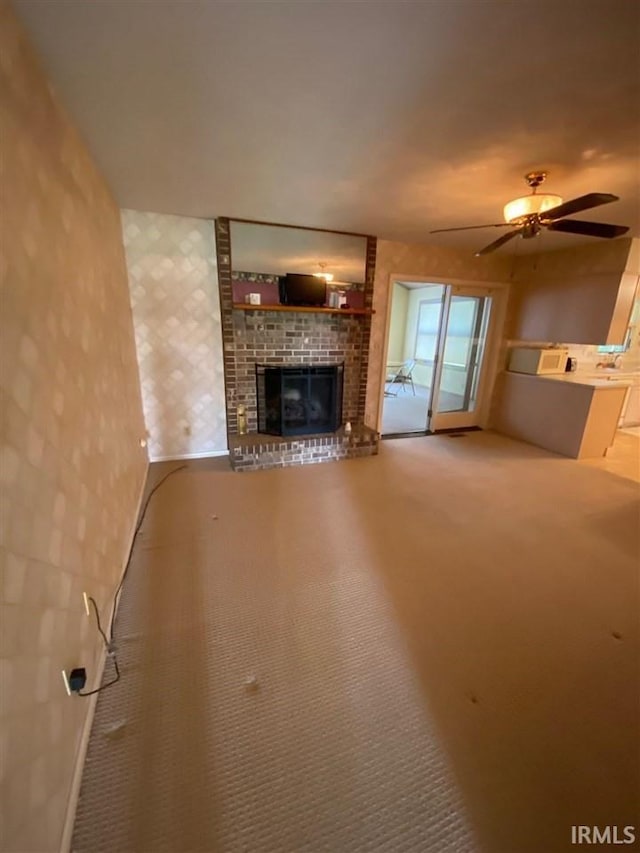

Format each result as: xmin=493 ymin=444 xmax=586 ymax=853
xmin=503 ymin=171 xmax=562 ymax=224
xmin=313 ymin=262 xmax=334 ymax=282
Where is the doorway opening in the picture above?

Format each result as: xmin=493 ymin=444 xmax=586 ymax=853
xmin=380 ymin=281 xmax=495 ymax=436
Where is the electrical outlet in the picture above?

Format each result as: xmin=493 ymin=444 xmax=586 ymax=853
xmin=69 ymin=668 xmax=87 ymax=692
xmin=61 ymin=667 xmax=87 ymax=695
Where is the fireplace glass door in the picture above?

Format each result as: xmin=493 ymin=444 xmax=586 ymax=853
xmin=257 ymin=364 xmax=344 ymax=436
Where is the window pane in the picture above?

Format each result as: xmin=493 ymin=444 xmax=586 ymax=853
xmin=415 ymin=300 xmax=442 ymax=360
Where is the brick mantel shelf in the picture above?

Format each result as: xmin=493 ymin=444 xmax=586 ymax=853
xmin=232 ymin=303 xmax=375 ymax=316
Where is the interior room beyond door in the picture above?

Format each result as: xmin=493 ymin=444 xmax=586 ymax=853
xmin=381 ymin=282 xmax=494 ymax=436
xmin=382 ymin=282 xmax=445 ymax=435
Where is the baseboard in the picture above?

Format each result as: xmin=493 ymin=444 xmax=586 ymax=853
xmin=59 ymin=460 xmax=149 ymax=853
xmin=58 ymin=651 xmax=105 ymax=853
xmin=381 ymin=431 xmax=430 ymax=439
xmin=150 ymin=449 xmax=229 ymax=462
xmin=432 ymin=426 xmax=482 ymax=435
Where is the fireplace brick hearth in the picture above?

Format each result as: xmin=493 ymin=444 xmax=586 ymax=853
xmin=228 ymin=425 xmax=378 ymax=471
xmin=215 ymin=218 xmax=379 ymax=470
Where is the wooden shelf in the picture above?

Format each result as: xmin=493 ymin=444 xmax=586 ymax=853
xmin=232 ymin=303 xmax=374 ymax=316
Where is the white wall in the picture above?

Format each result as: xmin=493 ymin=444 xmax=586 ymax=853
xmin=386 ymin=283 xmax=409 ymax=362
xmin=122 ymin=210 xmax=227 ymax=460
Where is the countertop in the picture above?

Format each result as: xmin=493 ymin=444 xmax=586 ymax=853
xmin=506 ymin=370 xmax=639 ymax=389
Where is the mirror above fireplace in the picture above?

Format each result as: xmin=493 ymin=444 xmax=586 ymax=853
xmin=229 ymin=219 xmax=368 ymax=284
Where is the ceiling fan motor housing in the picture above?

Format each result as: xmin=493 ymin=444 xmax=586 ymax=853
xmin=521 ymin=220 xmax=541 ymax=239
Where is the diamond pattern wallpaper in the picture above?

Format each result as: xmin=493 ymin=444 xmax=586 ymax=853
xmin=0 ymin=7 xmax=148 ymax=852
xmin=122 ymin=210 xmax=227 ymax=460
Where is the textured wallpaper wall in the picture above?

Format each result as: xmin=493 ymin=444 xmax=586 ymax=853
xmin=0 ymin=7 xmax=148 ymax=852
xmin=122 ymin=210 xmax=227 ymax=460
xmin=365 ymin=240 xmax=512 ymax=428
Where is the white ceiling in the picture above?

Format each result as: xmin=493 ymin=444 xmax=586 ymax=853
xmin=13 ymin=0 xmax=640 ymax=254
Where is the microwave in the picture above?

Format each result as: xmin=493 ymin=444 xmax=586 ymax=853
xmin=508 ymin=347 xmax=569 ymax=375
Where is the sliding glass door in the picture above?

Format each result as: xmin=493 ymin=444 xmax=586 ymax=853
xmin=428 ymin=286 xmax=493 ymax=432
xmin=380 ymin=282 xmax=495 ymax=436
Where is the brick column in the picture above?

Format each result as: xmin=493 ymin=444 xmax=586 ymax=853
xmin=357 ymin=235 xmax=377 ymax=422
xmin=214 ymin=218 xmax=237 ymax=436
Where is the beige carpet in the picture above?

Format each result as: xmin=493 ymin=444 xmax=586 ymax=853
xmin=73 ymin=432 xmax=640 ymax=853
xmin=579 ymin=430 xmax=640 ymax=484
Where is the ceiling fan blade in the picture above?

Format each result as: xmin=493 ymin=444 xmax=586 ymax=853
xmin=541 ymin=193 xmax=619 ymax=221
xmin=430 ymin=223 xmax=511 ymax=234
xmin=475 ymin=230 xmax=521 ymax=256
xmin=547 ymin=219 xmax=630 ymax=239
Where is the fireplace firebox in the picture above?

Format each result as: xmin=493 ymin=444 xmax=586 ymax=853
xmin=256 ymin=364 xmax=344 ymax=436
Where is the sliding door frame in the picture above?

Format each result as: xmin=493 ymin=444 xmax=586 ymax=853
xmin=377 ymin=274 xmax=510 ymax=435
xmin=429 ymin=285 xmax=495 ymax=432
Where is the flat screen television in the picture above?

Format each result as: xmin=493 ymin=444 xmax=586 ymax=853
xmin=279 ymin=273 xmax=326 ymax=307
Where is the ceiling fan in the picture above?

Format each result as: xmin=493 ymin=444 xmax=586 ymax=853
xmin=431 ymin=171 xmax=630 ymax=256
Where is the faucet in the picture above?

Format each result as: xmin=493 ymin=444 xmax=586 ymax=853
xmin=596 ymin=354 xmax=623 ymax=369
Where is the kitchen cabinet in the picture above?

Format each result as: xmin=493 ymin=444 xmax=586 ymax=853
xmin=511 ymin=238 xmax=638 ymax=345
xmin=621 ymin=383 xmax=640 ymax=427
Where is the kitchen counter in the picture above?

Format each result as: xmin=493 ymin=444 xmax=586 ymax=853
xmin=535 ymin=371 xmax=638 ymax=389
xmin=494 ymin=371 xmax=629 ymax=458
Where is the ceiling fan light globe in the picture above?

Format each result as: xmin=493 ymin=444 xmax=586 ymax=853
xmin=503 ymin=193 xmax=563 ymax=224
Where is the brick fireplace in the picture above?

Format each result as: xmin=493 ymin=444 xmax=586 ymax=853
xmin=215 ymin=218 xmax=379 ymax=470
